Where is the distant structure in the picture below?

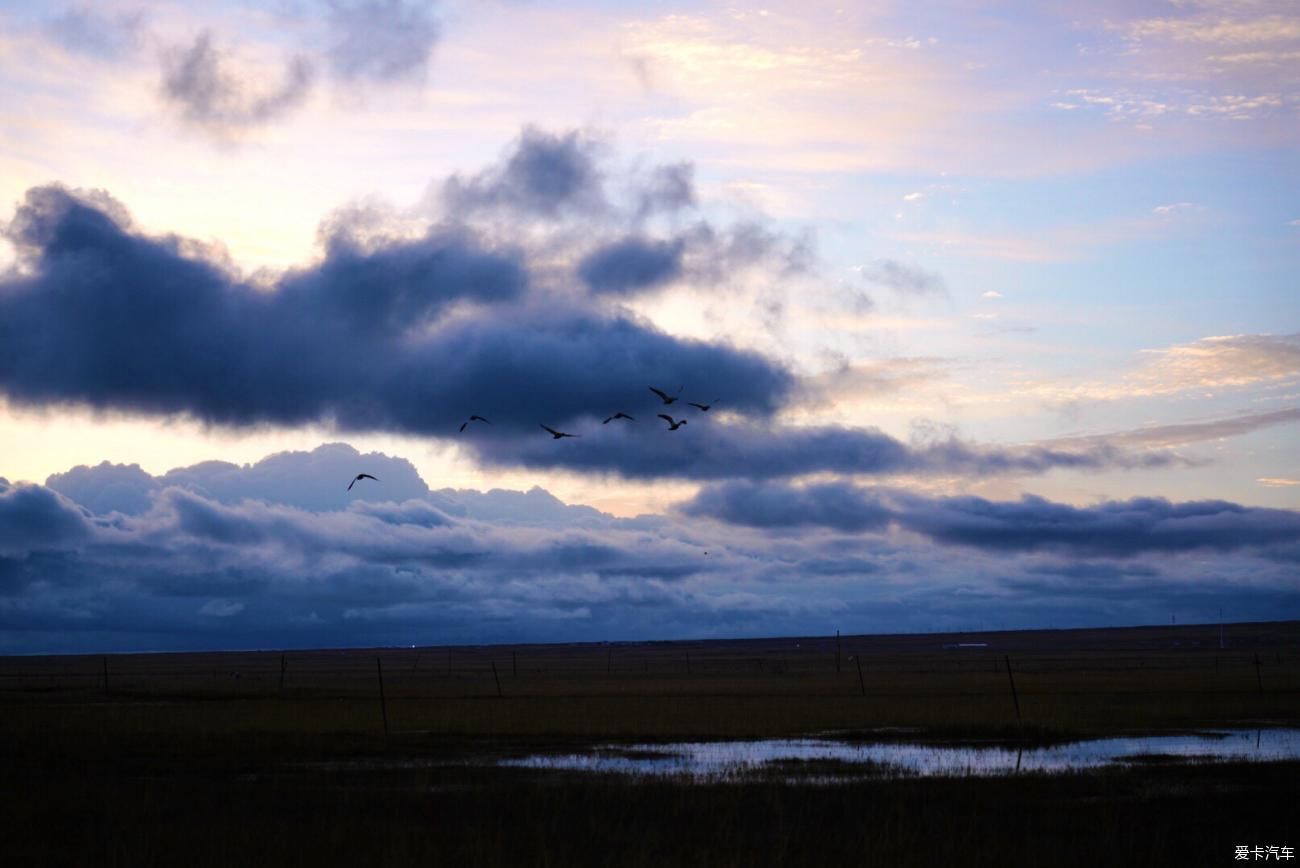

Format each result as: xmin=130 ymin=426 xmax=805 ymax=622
xmin=942 ymin=642 xmax=989 ymax=650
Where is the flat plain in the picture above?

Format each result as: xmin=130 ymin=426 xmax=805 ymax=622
xmin=2 ymin=621 xmax=1296 ymax=866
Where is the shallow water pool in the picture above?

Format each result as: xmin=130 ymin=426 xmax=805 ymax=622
xmin=500 ymin=729 xmax=1300 ymax=780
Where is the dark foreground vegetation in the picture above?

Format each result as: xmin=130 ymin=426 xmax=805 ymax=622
xmin=1 ymin=621 xmax=1296 ymax=866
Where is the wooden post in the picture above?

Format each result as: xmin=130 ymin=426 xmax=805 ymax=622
xmin=102 ymin=656 xmax=109 ymax=695
xmin=685 ymin=652 xmax=691 ymax=676
xmin=491 ymin=661 xmax=503 ymax=698
xmin=836 ymin=630 xmax=841 ymax=674
xmin=1004 ymin=656 xmax=1022 ymax=726
xmin=512 ymin=651 xmax=517 ymax=678
xmin=606 ymin=648 xmax=611 ymax=676
xmin=376 ymin=657 xmax=389 ymax=734
xmin=279 ymin=654 xmax=286 ymax=691
xmin=854 ymin=657 xmax=866 ymax=697
xmin=1253 ymin=653 xmax=1263 ymax=694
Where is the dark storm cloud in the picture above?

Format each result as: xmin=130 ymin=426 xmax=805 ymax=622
xmin=898 ymin=493 xmax=1300 ymax=557
xmin=2 ymin=446 xmax=1297 ymax=654
xmin=681 ymin=480 xmax=1300 ymax=558
xmin=471 ymin=420 xmax=1176 ymax=481
xmin=442 ymin=127 xmax=607 ymax=218
xmin=45 ymin=6 xmax=146 ymax=61
xmin=0 ymin=481 xmax=93 ymax=554
xmin=0 ymin=186 xmax=793 ymax=441
xmin=160 ymin=31 xmax=314 ymax=134
xmin=860 ymin=259 xmax=946 ymax=296
xmin=578 ymin=235 xmax=685 ymax=295
xmin=683 ymin=481 xmax=891 ymax=532
xmin=281 ymin=229 xmax=528 ymax=336
xmin=326 ymin=0 xmax=439 ymax=85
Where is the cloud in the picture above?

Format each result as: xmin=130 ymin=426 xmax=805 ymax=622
xmin=635 ymin=162 xmax=696 ymax=218
xmin=683 ymin=481 xmax=891 ymax=532
xmin=326 ymin=0 xmax=439 ymax=85
xmin=45 ymin=5 xmax=146 ymax=61
xmin=441 ymin=127 xmax=607 ymax=218
xmin=1012 ymin=334 xmax=1300 ymax=403
xmin=802 ymin=357 xmax=951 ymax=402
xmin=981 ymin=290 xmax=1003 ymax=299
xmin=1135 ymin=333 xmax=1300 ymax=391
xmin=1152 ymin=202 xmax=1198 ymax=215
xmin=682 ymin=480 xmax=1300 ymax=558
xmin=160 ymin=31 xmax=315 ymax=136
xmin=3 ymin=446 xmax=1295 ymax=654
xmin=578 ymin=235 xmax=685 ymax=296
xmin=0 ymin=184 xmax=792 ymax=446
xmin=468 ymin=418 xmax=1177 ymax=481
xmin=1040 ymin=407 xmax=1300 ymax=452
xmin=43 ymin=461 xmax=157 ymax=516
xmin=859 ymin=259 xmax=947 ymax=296
xmin=199 ymin=599 xmax=244 ymax=617
xmin=895 ymin=492 xmax=1300 ymax=558
xmin=0 ymin=480 xmax=93 ymax=555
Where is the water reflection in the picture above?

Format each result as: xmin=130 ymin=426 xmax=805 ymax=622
xmin=500 ymin=729 xmax=1300 ymax=780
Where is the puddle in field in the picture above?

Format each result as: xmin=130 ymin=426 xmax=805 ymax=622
xmin=500 ymin=729 xmax=1300 ymax=780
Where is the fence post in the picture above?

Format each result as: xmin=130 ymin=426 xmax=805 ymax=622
xmin=1004 ymin=656 xmax=1022 ymax=726
xmin=376 ymin=657 xmax=389 ymax=734
xmin=491 ymin=661 xmax=503 ymax=698
xmin=279 ymin=654 xmax=286 ymax=691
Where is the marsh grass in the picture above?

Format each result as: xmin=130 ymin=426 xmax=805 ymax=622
xmin=1 ymin=621 xmax=1296 ymax=866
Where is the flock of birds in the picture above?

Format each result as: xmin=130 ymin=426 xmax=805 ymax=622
xmin=347 ymin=385 xmax=719 ymax=491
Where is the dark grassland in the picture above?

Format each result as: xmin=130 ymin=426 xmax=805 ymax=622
xmin=2 ymin=621 xmax=1296 ymax=866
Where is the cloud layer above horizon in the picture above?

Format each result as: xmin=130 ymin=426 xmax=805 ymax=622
xmin=0 ymin=442 xmax=1291 ymax=653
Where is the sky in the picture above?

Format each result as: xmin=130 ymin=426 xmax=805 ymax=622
xmin=0 ymin=0 xmax=1296 ymax=653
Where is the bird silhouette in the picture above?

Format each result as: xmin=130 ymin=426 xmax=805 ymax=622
xmin=602 ymin=412 xmax=636 ymax=424
xmin=540 ymin=424 xmax=580 ymax=439
xmin=348 ymin=473 xmax=378 ymax=490
xmin=657 ymin=414 xmax=688 ymax=431
xmin=459 ymin=415 xmax=491 ymax=432
xmin=687 ymin=399 xmax=719 ymax=411
xmin=649 ymin=385 xmax=683 ymax=405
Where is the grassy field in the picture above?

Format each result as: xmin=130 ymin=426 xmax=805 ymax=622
xmin=1 ymin=621 xmax=1296 ymax=866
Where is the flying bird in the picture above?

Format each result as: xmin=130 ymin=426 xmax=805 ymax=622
xmin=687 ymin=399 xmax=720 ymax=411
xmin=347 ymin=473 xmax=378 ymax=490
xmin=649 ymin=385 xmax=683 ymax=405
xmin=657 ymin=414 xmax=688 ymax=431
xmin=459 ymin=415 xmax=491 ymax=432
xmin=602 ymin=412 xmax=636 ymax=424
xmin=540 ymin=424 xmax=580 ymax=439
